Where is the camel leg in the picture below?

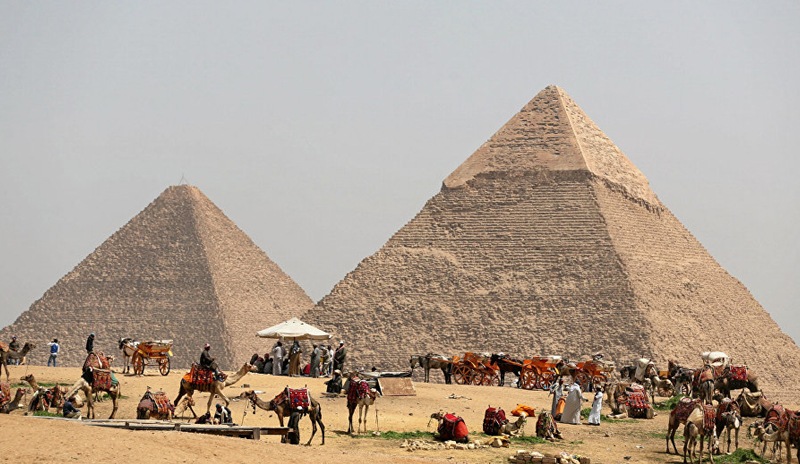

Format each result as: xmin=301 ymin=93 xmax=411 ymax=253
xmin=206 ymin=394 xmax=215 ymax=415
xmin=375 ymin=404 xmax=379 ymax=433
xmin=174 ymin=384 xmax=187 ymax=408
xmin=361 ymin=404 xmax=369 ymax=434
xmin=347 ymin=405 xmax=355 ymax=434
xmin=305 ymin=411 xmax=316 ymax=446
xmin=2 ymin=360 xmax=9 ymax=381
xmin=109 ymin=390 xmax=119 ymax=419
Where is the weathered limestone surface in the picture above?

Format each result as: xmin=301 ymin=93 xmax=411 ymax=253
xmin=0 ymin=186 xmax=313 ymax=369
xmin=304 ymin=86 xmax=800 ymax=400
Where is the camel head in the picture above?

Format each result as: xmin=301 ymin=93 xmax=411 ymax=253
xmin=20 ymin=374 xmax=34 ymax=383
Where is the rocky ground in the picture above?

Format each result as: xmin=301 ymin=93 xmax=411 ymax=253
xmin=0 ymin=364 xmax=790 ymax=463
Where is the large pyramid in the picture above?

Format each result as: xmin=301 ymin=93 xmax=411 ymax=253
xmin=304 ymin=85 xmax=800 ymax=398
xmin=1 ymin=185 xmax=313 ymax=369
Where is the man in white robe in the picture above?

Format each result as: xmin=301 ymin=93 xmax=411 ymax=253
xmin=587 ymin=387 xmax=603 ymax=425
xmin=559 ymin=381 xmax=585 ymax=425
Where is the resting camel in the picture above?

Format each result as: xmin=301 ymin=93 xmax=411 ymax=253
xmin=344 ymin=375 xmax=380 ymax=435
xmin=0 ymin=388 xmax=26 ymax=414
xmin=118 ymin=338 xmax=139 ymax=374
xmin=241 ymin=389 xmax=325 ymax=445
xmin=409 ymin=354 xmax=452 ymax=384
xmin=715 ymin=367 xmax=760 ymax=399
xmin=21 ymin=374 xmax=65 ymax=413
xmin=0 ymin=342 xmax=36 ymax=381
xmin=499 ymin=413 xmax=528 ymax=436
xmin=136 ymin=387 xmax=174 ymax=420
xmin=65 ymin=368 xmax=120 ymax=419
xmin=174 ymin=363 xmax=250 ymax=415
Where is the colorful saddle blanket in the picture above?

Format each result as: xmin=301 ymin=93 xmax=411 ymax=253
xmin=0 ymin=381 xmax=10 ymax=406
xmin=626 ymin=390 xmax=649 ymax=410
xmin=729 ymin=365 xmax=748 ymax=382
xmin=766 ymin=404 xmax=788 ymax=430
xmin=717 ymin=398 xmax=739 ymax=420
xmin=184 ymin=364 xmax=225 ymax=386
xmin=287 ymin=388 xmax=310 ymax=412
xmin=702 ymin=404 xmax=716 ymax=432
xmin=93 ymin=369 xmax=117 ymax=391
xmin=84 ymin=352 xmax=111 ymax=370
xmin=672 ymin=397 xmax=701 ymax=424
xmin=536 ymin=411 xmax=558 ymax=438
xmin=347 ymin=379 xmax=371 ymax=404
xmin=482 ymin=406 xmax=508 ymax=435
xmin=143 ymin=391 xmax=174 ymax=415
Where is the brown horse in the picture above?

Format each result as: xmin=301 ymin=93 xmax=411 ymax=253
xmin=490 ymin=353 xmax=523 ymax=387
xmin=409 ymin=354 xmax=452 ymax=384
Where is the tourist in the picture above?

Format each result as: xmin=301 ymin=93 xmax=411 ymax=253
xmin=310 ymin=344 xmax=321 ymax=378
xmin=325 ymin=369 xmax=343 ymax=394
xmin=63 ymin=396 xmax=81 ymax=419
xmin=320 ymin=345 xmax=331 ymax=376
xmin=325 ymin=345 xmax=335 ymax=376
xmin=559 ymin=381 xmax=585 ymax=425
xmin=587 ymin=386 xmax=603 ymax=426
xmin=85 ymin=333 xmax=95 ymax=354
xmin=47 ymin=338 xmax=60 ymax=367
xmin=289 ymin=340 xmax=302 ymax=377
xmin=262 ymin=353 xmax=273 ymax=374
xmin=271 ymin=341 xmax=284 ymax=375
xmin=333 ymin=341 xmax=347 ymax=373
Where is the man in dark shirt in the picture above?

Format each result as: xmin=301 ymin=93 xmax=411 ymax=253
xmin=200 ymin=343 xmax=222 ymax=380
xmin=86 ymin=333 xmax=95 ymax=354
xmin=213 ymin=403 xmax=232 ymax=424
xmin=63 ymin=396 xmax=81 ymax=419
xmin=8 ymin=336 xmax=20 ymax=365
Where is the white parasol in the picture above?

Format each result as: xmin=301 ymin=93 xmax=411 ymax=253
xmin=256 ymin=317 xmax=332 ymax=341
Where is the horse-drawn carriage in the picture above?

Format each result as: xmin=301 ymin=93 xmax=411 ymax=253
xmin=131 ymin=340 xmax=173 ymax=376
xmin=451 ymin=352 xmax=500 ymax=386
xmin=519 ymin=355 xmax=561 ymax=390
xmin=572 ymin=358 xmax=615 ymax=388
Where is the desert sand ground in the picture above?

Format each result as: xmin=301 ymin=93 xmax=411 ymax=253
xmin=0 ymin=364 xmax=790 ymax=464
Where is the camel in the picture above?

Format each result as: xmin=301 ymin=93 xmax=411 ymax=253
xmin=715 ymin=399 xmax=741 ymax=454
xmin=241 ymin=389 xmax=325 ymax=445
xmin=409 ymin=354 xmax=452 ymax=384
xmin=21 ymin=374 xmax=65 ymax=413
xmin=666 ymin=397 xmax=703 ymax=454
xmin=735 ymin=389 xmax=769 ymax=417
xmin=692 ymin=365 xmax=715 ymax=405
xmin=0 ymin=388 xmax=26 ymax=414
xmin=344 ymin=375 xmax=380 ymax=435
xmin=65 ymin=368 xmax=120 ymax=419
xmin=118 ymin=338 xmax=139 ymax=374
xmin=750 ymin=419 xmax=797 ymax=463
xmin=174 ymin=395 xmax=197 ymax=420
xmin=715 ymin=366 xmax=760 ymax=399
xmin=174 ymin=363 xmax=250 ymax=415
xmin=0 ymin=342 xmax=36 ymax=381
xmin=499 ymin=413 xmax=527 ymax=436
xmin=682 ymin=403 xmax=719 ymax=464
xmin=136 ymin=387 xmax=174 ymax=420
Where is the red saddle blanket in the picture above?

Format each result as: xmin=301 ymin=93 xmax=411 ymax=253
xmin=347 ymin=379 xmax=371 ymax=404
xmin=703 ymin=404 xmax=716 ymax=432
xmin=84 ymin=352 xmax=111 ymax=370
xmin=287 ymin=388 xmax=310 ymax=412
xmin=93 ymin=369 xmax=115 ymax=391
xmin=150 ymin=391 xmax=173 ymax=415
xmin=0 ymin=382 xmax=10 ymax=405
xmin=788 ymin=413 xmax=800 ymax=445
xmin=483 ymin=407 xmax=508 ymax=435
xmin=730 ymin=365 xmax=748 ymax=382
xmin=766 ymin=404 xmax=788 ymax=429
xmin=184 ymin=364 xmax=225 ymax=386
xmin=672 ymin=398 xmax=701 ymax=424
xmin=438 ymin=413 xmax=469 ymax=442
xmin=627 ymin=391 xmax=649 ymax=410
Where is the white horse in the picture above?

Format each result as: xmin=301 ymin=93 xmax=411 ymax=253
xmin=118 ymin=338 xmax=139 ymax=374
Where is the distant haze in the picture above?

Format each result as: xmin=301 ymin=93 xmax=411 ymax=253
xmin=1 ymin=3 xmax=798 ymax=343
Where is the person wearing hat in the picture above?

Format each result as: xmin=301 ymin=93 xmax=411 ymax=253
xmin=200 ymin=343 xmax=222 ymax=380
xmin=325 ymin=369 xmax=343 ymax=394
xmin=333 ymin=341 xmax=347 ymax=373
xmin=47 ymin=338 xmax=60 ymax=367
xmin=8 ymin=336 xmax=20 ymax=364
xmin=85 ymin=333 xmax=95 ymax=354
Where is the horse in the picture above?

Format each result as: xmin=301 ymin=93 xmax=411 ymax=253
xmin=118 ymin=338 xmax=139 ymax=374
xmin=490 ymin=353 xmax=523 ymax=387
xmin=409 ymin=353 xmax=452 ymax=384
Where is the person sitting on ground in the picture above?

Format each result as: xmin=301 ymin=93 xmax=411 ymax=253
xmin=325 ymin=369 xmax=343 ymax=394
xmin=63 ymin=396 xmax=81 ymax=419
xmin=213 ymin=403 xmax=233 ymax=424
xmin=200 ymin=343 xmax=222 ymax=380
xmin=195 ymin=412 xmax=212 ymax=424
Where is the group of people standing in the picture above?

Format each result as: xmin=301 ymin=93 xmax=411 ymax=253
xmin=247 ymin=340 xmax=348 ymax=378
xmin=549 ymin=360 xmax=605 ymax=427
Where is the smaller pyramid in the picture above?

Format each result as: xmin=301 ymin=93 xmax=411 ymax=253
xmin=0 ymin=185 xmax=313 ymax=368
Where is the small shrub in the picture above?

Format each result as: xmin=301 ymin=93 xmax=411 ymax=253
xmin=715 ymin=448 xmax=767 ymax=463
xmin=580 ymin=407 xmax=592 ymax=419
xmin=654 ymin=394 xmax=685 ymax=411
xmin=33 ymin=410 xmax=61 ymax=417
xmin=510 ymin=436 xmax=549 ymax=445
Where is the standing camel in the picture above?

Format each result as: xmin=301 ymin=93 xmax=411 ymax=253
xmin=693 ymin=365 xmax=715 ymax=405
xmin=0 ymin=342 xmax=36 ymax=381
xmin=750 ymin=417 xmax=800 ymax=464
xmin=344 ymin=375 xmax=380 ymax=435
xmin=715 ymin=399 xmax=741 ymax=454
xmin=241 ymin=389 xmax=325 ymax=445
xmin=410 ymin=354 xmax=452 ymax=384
xmin=682 ymin=403 xmax=719 ymax=464
xmin=174 ymin=363 xmax=250 ymax=415
xmin=666 ymin=397 xmax=702 ymax=454
xmin=65 ymin=368 xmax=120 ymax=419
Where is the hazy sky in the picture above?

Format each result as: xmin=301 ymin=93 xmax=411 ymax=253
xmin=1 ymin=2 xmax=798 ymax=343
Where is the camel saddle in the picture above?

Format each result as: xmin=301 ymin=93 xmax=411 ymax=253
xmin=626 ymin=390 xmax=649 ymax=410
xmin=702 ymin=404 xmax=716 ymax=432
xmin=671 ymin=397 xmax=701 ymax=424
xmin=286 ymin=387 xmax=310 ymax=412
xmin=729 ymin=365 xmax=748 ymax=382
xmin=716 ymin=398 xmax=739 ymax=421
xmin=788 ymin=412 xmax=800 ymax=445
xmin=347 ymin=379 xmax=372 ymax=404
xmin=140 ymin=390 xmax=174 ymax=415
xmin=185 ymin=364 xmax=226 ymax=386
xmin=93 ymin=369 xmax=116 ymax=391
xmin=765 ymin=404 xmax=789 ymax=430
xmin=83 ymin=352 xmax=111 ymax=370
xmin=535 ymin=411 xmax=559 ymax=439
xmin=0 ymin=381 xmax=10 ymax=406
xmin=483 ymin=406 xmax=508 ymax=435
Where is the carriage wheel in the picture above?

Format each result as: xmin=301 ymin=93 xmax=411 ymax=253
xmin=485 ymin=374 xmax=500 ymax=387
xmin=132 ymin=354 xmax=144 ymax=376
xmin=539 ymin=370 xmax=555 ymax=391
xmin=452 ymin=365 xmax=470 ymax=385
xmin=472 ymin=370 xmax=485 ymax=386
xmin=519 ymin=367 xmax=536 ymax=390
xmin=159 ymin=357 xmax=170 ymax=376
